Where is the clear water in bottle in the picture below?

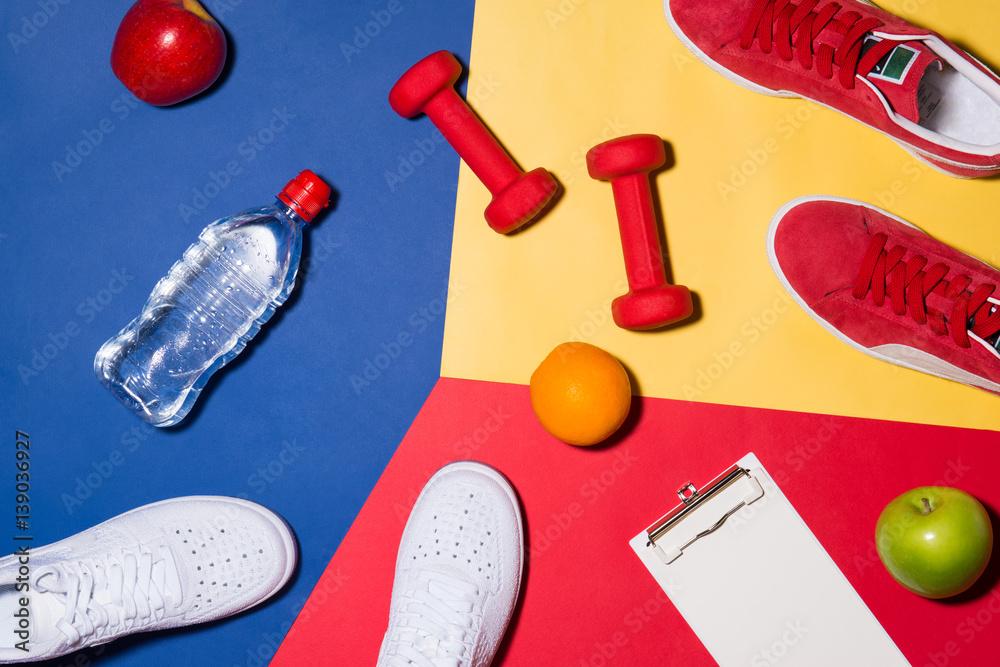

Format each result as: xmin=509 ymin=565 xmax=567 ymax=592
xmin=95 ymin=171 xmax=331 ymax=427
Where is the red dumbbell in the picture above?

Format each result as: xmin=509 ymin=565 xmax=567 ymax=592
xmin=587 ymin=134 xmax=692 ymax=330
xmin=389 ymin=51 xmax=558 ymax=234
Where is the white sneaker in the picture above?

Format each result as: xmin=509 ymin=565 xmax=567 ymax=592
xmin=377 ymin=461 xmax=525 ymax=667
xmin=0 ymin=496 xmax=296 ymax=662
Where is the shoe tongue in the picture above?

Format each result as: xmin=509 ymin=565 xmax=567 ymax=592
xmin=29 ymin=585 xmax=65 ymax=645
xmin=971 ymin=303 xmax=1000 ymax=350
xmin=861 ymin=35 xmax=943 ymax=123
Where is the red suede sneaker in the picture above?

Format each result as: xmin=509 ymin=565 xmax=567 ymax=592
xmin=664 ymin=0 xmax=1000 ymax=178
xmin=767 ymin=195 xmax=1000 ymax=396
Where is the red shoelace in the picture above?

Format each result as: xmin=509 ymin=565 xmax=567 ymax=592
xmin=853 ymin=233 xmax=1000 ymax=348
xmin=741 ymin=0 xmax=899 ymax=89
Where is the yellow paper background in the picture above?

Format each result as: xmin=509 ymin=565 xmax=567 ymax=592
xmin=442 ymin=0 xmax=1000 ymax=431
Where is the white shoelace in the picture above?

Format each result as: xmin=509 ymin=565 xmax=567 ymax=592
xmin=33 ymin=547 xmax=182 ymax=645
xmin=383 ymin=570 xmax=480 ymax=667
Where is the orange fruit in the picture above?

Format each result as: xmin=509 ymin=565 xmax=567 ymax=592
xmin=529 ymin=342 xmax=631 ymax=446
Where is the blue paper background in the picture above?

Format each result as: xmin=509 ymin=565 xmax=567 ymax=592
xmin=0 ymin=0 xmax=473 ymax=664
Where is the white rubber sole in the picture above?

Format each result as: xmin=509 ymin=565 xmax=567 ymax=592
xmin=661 ymin=0 xmax=990 ymax=178
xmin=765 ymin=195 xmax=1000 ymax=393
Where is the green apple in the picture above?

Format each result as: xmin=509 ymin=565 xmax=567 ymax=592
xmin=875 ymin=486 xmax=993 ymax=599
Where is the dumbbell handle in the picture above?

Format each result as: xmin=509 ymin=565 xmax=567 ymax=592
xmin=390 ymin=51 xmax=557 ymax=234
xmin=588 ymin=133 xmax=692 ymax=330
xmin=609 ymin=173 xmax=667 ymax=293
xmin=422 ymin=89 xmax=524 ymax=194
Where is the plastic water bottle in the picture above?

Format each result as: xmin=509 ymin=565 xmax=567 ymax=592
xmin=95 ymin=170 xmax=331 ymax=427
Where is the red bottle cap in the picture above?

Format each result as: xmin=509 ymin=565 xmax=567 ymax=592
xmin=279 ymin=170 xmax=331 ymax=223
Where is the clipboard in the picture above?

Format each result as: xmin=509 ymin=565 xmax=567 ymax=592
xmin=629 ymin=453 xmax=909 ymax=666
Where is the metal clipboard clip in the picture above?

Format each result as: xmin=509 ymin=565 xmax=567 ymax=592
xmin=643 ymin=464 xmax=765 ymax=565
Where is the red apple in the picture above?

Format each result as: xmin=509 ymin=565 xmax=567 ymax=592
xmin=111 ymin=0 xmax=227 ymax=106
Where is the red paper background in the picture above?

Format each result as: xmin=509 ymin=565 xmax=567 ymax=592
xmin=274 ymin=377 xmax=1000 ymax=666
